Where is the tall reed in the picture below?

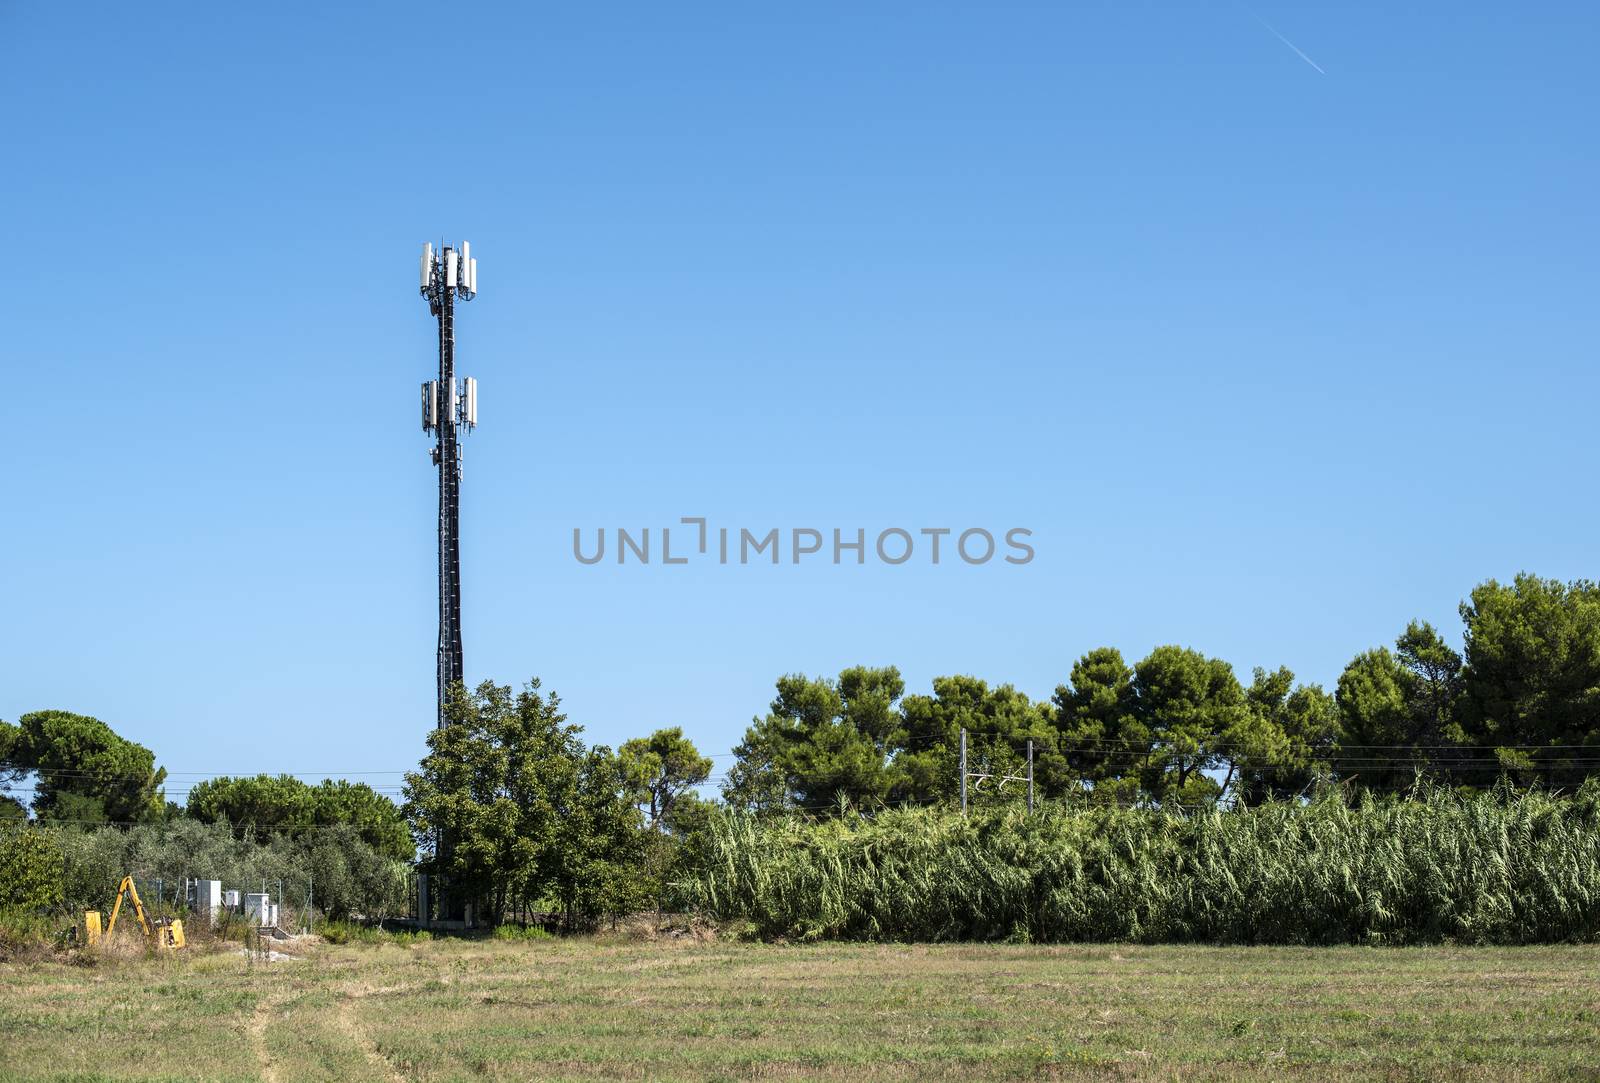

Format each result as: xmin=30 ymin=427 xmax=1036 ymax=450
xmin=677 ymin=783 xmax=1600 ymax=944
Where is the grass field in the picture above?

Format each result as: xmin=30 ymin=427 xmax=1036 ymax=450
xmin=2 ymin=936 xmax=1599 ymax=1081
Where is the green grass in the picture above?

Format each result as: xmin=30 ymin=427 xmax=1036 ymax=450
xmin=2 ymin=937 xmax=1598 ymax=1081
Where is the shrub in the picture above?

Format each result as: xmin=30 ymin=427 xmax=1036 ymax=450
xmin=491 ymin=922 xmax=554 ymax=941
xmin=0 ymin=825 xmax=65 ymax=912
xmin=318 ymin=919 xmax=389 ymax=945
xmin=48 ymin=819 xmax=406 ymax=920
xmin=0 ymin=907 xmax=59 ymax=959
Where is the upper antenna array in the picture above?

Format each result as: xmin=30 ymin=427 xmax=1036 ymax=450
xmin=421 ymin=241 xmax=478 ymax=306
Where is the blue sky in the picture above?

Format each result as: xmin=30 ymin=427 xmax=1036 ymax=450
xmin=3 ymin=2 xmax=1596 ymax=802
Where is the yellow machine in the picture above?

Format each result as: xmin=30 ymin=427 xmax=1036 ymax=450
xmin=84 ymin=876 xmax=185 ymax=950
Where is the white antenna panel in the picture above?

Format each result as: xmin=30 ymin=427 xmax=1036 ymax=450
xmin=421 ymin=380 xmax=439 ymax=430
xmin=461 ymin=241 xmax=470 ymax=270
xmin=468 ymin=258 xmax=477 ymax=294
xmin=464 ymin=377 xmax=478 ymax=426
xmin=445 ymin=249 xmax=458 ymax=289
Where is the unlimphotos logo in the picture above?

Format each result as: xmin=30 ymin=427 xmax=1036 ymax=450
xmin=573 ymin=518 xmax=1034 ymax=566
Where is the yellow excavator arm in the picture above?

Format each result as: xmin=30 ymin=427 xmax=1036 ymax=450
xmin=85 ymin=875 xmax=183 ymax=949
xmin=104 ymin=876 xmax=152 ymax=938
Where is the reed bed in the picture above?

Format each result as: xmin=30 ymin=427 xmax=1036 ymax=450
xmin=680 ymin=784 xmax=1600 ymax=944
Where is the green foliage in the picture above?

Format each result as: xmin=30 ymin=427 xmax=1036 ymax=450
xmin=490 ymin=921 xmax=554 ymax=941
xmin=898 ymin=675 xmax=1056 ymax=807
xmin=0 ymin=825 xmax=65 ymax=912
xmin=1237 ymin=668 xmax=1339 ymax=803
xmin=405 ymin=681 xmax=559 ymax=921
xmin=49 ymin=818 xmax=405 ymax=920
xmin=2 ymin=710 xmax=166 ymax=824
xmin=1131 ymin=646 xmax=1251 ymax=803
xmin=404 ymin=679 xmax=650 ymax=928
xmin=681 ymin=784 xmax=1600 ymax=945
xmin=618 ymin=727 xmax=712 ymax=831
xmin=1459 ymin=574 xmax=1600 ymax=784
xmin=303 ymin=823 xmax=411 ymax=918
xmin=1053 ymin=647 xmax=1145 ymax=799
xmin=315 ymin=919 xmax=429 ymax=944
xmin=664 ymin=789 xmax=710 ymax=832
xmin=317 ymin=919 xmax=386 ymax=944
xmin=185 ymin=774 xmax=411 ymax=860
xmin=0 ymin=907 xmax=58 ymax=957
xmin=713 ymin=576 xmax=1600 ymax=812
xmin=727 ymin=652 xmax=1327 ymax=814
xmin=725 ymin=668 xmax=908 ymax=813
xmin=549 ymin=746 xmax=652 ymax=924
xmin=1336 ymin=622 xmax=1468 ymax=790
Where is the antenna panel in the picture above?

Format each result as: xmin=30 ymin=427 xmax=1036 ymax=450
xmin=422 ymin=380 xmax=439 ymax=431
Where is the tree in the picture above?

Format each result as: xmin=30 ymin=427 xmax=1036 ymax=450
xmin=309 ymin=780 xmax=413 ymax=861
xmin=896 ymin=675 xmax=1056 ymax=807
xmin=1335 ymin=648 xmax=1416 ymax=790
xmin=662 ymin=791 xmax=714 ymax=837
xmin=405 ymin=680 xmax=578 ymax=924
xmin=550 ymin=747 xmax=650 ymax=927
xmin=404 ymin=678 xmax=650 ymax=927
xmin=1131 ymin=646 xmax=1253 ymax=805
xmin=1236 ymin=667 xmax=1339 ymax=803
xmin=303 ymin=823 xmax=410 ymax=920
xmin=186 ymin=775 xmax=412 ymax=861
xmin=1335 ymin=621 xmax=1466 ymax=791
xmin=1397 ymin=621 xmax=1466 ymax=742
xmin=1458 ymin=574 xmax=1600 ymax=786
xmin=721 ymin=720 xmax=792 ymax=816
xmin=618 ymin=728 xmax=712 ymax=832
xmin=1053 ymin=647 xmax=1149 ymax=804
xmin=0 ymin=721 xmax=24 ymax=797
xmin=186 ymin=774 xmax=315 ymax=840
xmin=722 ymin=668 xmax=905 ymax=813
xmin=1 ymin=711 xmax=166 ymax=825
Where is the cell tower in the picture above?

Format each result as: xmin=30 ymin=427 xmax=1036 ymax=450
xmin=419 ymin=241 xmax=479 ymax=727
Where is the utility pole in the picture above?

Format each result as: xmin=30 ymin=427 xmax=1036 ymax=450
xmin=958 ymin=729 xmax=1031 ymax=815
xmin=1027 ymin=737 xmax=1035 ymax=813
xmin=960 ymin=728 xmax=968 ymax=817
xmin=419 ymin=241 xmax=479 ymax=727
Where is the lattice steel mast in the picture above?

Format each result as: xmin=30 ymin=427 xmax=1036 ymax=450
xmin=419 ymin=241 xmax=478 ymax=727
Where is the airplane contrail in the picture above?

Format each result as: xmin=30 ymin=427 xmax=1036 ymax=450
xmin=1258 ymin=17 xmax=1326 ymax=74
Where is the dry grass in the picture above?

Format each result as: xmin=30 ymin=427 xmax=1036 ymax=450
xmin=1 ymin=936 xmax=1598 ymax=1081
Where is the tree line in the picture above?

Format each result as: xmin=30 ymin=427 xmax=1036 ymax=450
xmin=0 ymin=711 xmax=419 ymax=920
xmin=724 ymin=573 xmax=1600 ymax=811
